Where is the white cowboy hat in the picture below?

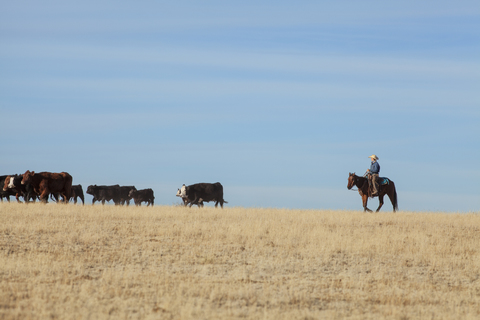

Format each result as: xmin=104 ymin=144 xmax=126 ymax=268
xmin=368 ymin=154 xmax=379 ymax=160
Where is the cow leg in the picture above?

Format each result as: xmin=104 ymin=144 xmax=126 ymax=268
xmin=190 ymin=193 xmax=199 ymax=207
xmin=51 ymin=193 xmax=60 ymax=202
xmin=38 ymin=180 xmax=49 ymax=203
xmin=28 ymin=192 xmax=37 ymax=203
xmin=40 ymin=191 xmax=49 ymax=203
xmin=15 ymin=193 xmax=23 ymax=203
xmin=27 ymin=189 xmax=37 ymax=203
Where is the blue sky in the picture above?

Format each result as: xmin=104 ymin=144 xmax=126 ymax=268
xmin=1 ymin=1 xmax=479 ymax=211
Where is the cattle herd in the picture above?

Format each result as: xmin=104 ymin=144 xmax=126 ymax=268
xmin=1 ymin=170 xmax=227 ymax=208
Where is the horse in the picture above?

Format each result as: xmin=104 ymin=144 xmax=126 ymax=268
xmin=347 ymin=172 xmax=398 ymax=212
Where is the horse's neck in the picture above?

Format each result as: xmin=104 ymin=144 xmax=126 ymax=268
xmin=356 ymin=176 xmax=368 ymax=189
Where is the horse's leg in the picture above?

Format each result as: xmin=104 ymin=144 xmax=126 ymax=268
xmin=376 ymin=194 xmax=384 ymax=212
xmin=362 ymin=194 xmax=372 ymax=212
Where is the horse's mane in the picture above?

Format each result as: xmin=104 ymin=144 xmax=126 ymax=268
xmin=355 ymin=174 xmax=369 ymax=193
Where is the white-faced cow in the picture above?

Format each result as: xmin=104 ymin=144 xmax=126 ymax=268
xmin=2 ymin=174 xmax=37 ymax=203
xmin=176 ymin=182 xmax=227 ymax=208
xmin=176 ymin=184 xmax=204 ymax=207
xmin=1 ymin=175 xmax=20 ymax=202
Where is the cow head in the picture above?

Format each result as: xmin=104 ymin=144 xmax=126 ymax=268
xmin=176 ymin=184 xmax=187 ymax=198
xmin=86 ymin=185 xmax=96 ymax=195
xmin=128 ymin=189 xmax=136 ymax=198
xmin=22 ymin=170 xmax=34 ymax=185
xmin=3 ymin=176 xmax=12 ymax=191
xmin=8 ymin=176 xmax=15 ymax=189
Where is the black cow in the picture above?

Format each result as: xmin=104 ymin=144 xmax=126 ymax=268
xmin=2 ymin=174 xmax=37 ymax=203
xmin=86 ymin=185 xmax=121 ymax=205
xmin=86 ymin=185 xmax=136 ymax=205
xmin=177 ymin=182 xmax=227 ymax=208
xmin=71 ymin=184 xmax=85 ymax=205
xmin=118 ymin=186 xmax=136 ymax=206
xmin=51 ymin=184 xmax=85 ymax=205
xmin=128 ymin=188 xmax=154 ymax=206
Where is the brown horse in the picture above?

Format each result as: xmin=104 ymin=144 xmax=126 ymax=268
xmin=347 ymin=172 xmax=398 ymax=212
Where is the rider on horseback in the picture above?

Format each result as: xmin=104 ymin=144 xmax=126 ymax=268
xmin=367 ymin=154 xmax=380 ymax=196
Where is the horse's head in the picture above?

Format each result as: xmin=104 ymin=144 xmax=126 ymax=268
xmin=347 ymin=172 xmax=357 ymax=190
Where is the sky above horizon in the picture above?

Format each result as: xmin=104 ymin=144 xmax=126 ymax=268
xmin=1 ymin=1 xmax=479 ymax=212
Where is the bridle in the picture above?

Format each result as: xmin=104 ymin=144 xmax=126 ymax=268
xmin=349 ymin=172 xmax=368 ymax=192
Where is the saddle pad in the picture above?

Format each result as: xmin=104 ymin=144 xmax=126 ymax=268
xmin=379 ymin=177 xmax=390 ymax=185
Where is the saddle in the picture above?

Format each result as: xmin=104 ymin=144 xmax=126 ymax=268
xmin=367 ymin=176 xmax=390 ymax=198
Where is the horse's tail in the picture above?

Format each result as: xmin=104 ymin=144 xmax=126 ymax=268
xmin=392 ymin=183 xmax=398 ymax=212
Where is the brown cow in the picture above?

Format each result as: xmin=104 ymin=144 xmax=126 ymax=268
xmin=21 ymin=170 xmax=73 ymax=204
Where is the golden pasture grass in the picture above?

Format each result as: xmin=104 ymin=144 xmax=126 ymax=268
xmin=0 ymin=203 xmax=479 ymax=319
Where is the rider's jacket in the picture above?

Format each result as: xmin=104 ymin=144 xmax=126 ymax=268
xmin=370 ymin=161 xmax=380 ymax=174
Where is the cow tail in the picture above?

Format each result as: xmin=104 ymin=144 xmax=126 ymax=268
xmin=64 ymin=173 xmax=73 ymax=203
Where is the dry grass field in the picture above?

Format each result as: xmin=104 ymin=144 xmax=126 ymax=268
xmin=0 ymin=203 xmax=479 ymax=319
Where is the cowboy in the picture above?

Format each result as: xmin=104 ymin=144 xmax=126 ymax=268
xmin=367 ymin=155 xmax=380 ymax=196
